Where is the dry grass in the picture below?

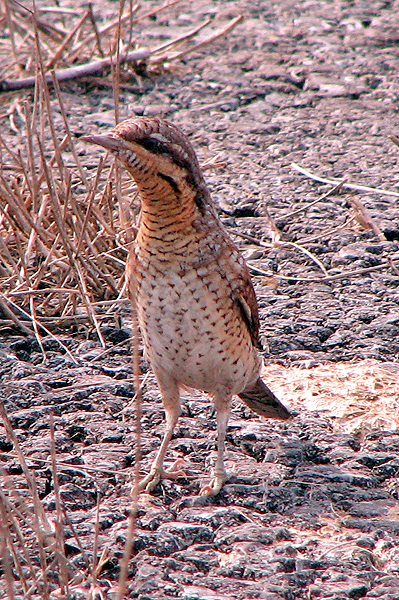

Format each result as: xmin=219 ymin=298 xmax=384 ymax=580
xmin=0 ymin=400 xmax=117 ymax=600
xmin=0 ymin=2 xmax=246 ymax=597
xmin=264 ymin=360 xmax=399 ymax=434
xmin=0 ymin=1 xmax=243 ymax=348
xmin=0 ymin=1 xmax=142 ymax=346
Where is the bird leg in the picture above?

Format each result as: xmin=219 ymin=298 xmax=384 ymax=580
xmin=200 ymin=394 xmax=232 ymax=496
xmin=139 ymin=384 xmax=185 ymax=493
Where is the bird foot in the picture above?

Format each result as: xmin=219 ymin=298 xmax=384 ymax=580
xmin=200 ymin=470 xmax=229 ymax=496
xmin=138 ymin=458 xmax=186 ymax=493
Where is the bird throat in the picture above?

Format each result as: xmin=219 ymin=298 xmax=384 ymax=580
xmin=137 ymin=177 xmax=204 ymax=243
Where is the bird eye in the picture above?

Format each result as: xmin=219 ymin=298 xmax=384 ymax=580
xmin=138 ymin=137 xmax=170 ymax=155
xmin=137 ymin=136 xmax=194 ymax=176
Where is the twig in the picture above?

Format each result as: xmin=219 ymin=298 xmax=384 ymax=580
xmin=51 ymin=71 xmax=90 ymax=186
xmin=10 ymin=0 xmax=66 ymax=40
xmin=111 ymin=0 xmax=124 ymax=127
xmin=0 ymin=476 xmax=41 ymax=598
xmin=49 ymin=416 xmax=69 ymax=598
xmin=74 ymin=260 xmax=106 ymax=348
xmin=3 ymin=453 xmax=130 ymax=476
xmin=0 ymin=401 xmax=54 ymax=540
xmin=8 ymin=288 xmax=81 ymax=296
xmin=3 ymin=0 xmax=20 ymax=73
xmin=0 ymin=166 xmax=51 ymax=242
xmin=283 ymin=241 xmax=329 ymax=275
xmin=152 ymin=14 xmax=244 ymax=63
xmin=0 ymin=313 xmax=107 ymax=326
xmin=87 ymin=2 xmax=104 ymax=57
xmin=74 ymin=158 xmax=105 ymax=253
xmin=29 ymin=295 xmax=47 ymax=358
xmin=248 ymin=259 xmax=399 ymax=283
xmin=284 ymin=179 xmax=347 ymax=219
xmin=292 ymin=162 xmax=399 ymax=198
xmin=0 ymin=293 xmax=34 ymax=335
xmin=0 ymin=499 xmax=16 ymax=600
xmin=295 ymin=215 xmax=358 ymax=244
xmin=35 ymin=7 xmax=80 ymax=16
xmin=86 ymin=336 xmax=131 ymax=362
xmin=46 ymin=0 xmax=181 ymax=61
xmin=0 ymin=293 xmax=80 ymax=363
xmin=231 ymin=229 xmax=272 ymax=248
xmin=151 ymin=18 xmax=213 ymax=55
xmin=389 ymin=257 xmax=399 ymax=276
xmin=201 ymin=153 xmax=226 ymax=171
xmin=0 ymin=48 xmax=150 ymax=92
xmin=348 ymin=196 xmax=387 ymax=241
xmin=231 ymin=214 xmax=328 ymax=276
xmin=261 ymin=204 xmax=281 ymax=245
xmin=117 ymin=308 xmax=141 ymax=600
xmin=91 ymin=493 xmax=101 ymax=586
xmin=34 ymin=118 xmax=107 ymax=338
xmin=45 ymin=8 xmax=90 ymax=70
xmin=0 ymin=10 xmax=242 ymax=93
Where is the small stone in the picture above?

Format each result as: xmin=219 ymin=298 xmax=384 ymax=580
xmin=43 ymin=483 xmax=97 ymax=511
xmin=157 ymin=522 xmax=214 ymax=546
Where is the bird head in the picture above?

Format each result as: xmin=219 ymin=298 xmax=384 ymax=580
xmin=82 ymin=117 xmax=209 ymax=213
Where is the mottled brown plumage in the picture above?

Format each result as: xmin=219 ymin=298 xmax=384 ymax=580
xmin=84 ymin=117 xmax=291 ymax=495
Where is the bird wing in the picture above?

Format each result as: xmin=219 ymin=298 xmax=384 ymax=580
xmin=216 ymin=236 xmax=261 ymax=349
xmin=234 ymin=264 xmax=261 ymax=349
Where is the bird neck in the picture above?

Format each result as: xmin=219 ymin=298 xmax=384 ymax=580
xmin=136 ymin=177 xmax=204 ymax=241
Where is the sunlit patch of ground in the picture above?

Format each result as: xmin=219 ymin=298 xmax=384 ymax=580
xmin=263 ymin=360 xmax=399 ymax=433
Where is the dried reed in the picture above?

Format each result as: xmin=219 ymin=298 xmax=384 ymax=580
xmin=0 ymin=3 xmax=244 ymax=597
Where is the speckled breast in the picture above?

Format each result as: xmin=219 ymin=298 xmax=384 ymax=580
xmin=134 ymin=253 xmax=260 ymax=395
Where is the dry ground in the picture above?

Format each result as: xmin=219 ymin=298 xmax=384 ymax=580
xmin=1 ymin=1 xmax=399 ymax=599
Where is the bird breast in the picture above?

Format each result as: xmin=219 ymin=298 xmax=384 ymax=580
xmin=134 ymin=247 xmax=260 ymax=394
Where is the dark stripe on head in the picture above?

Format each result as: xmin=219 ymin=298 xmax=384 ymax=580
xmin=138 ymin=137 xmax=170 ymax=156
xmin=194 ymin=190 xmax=207 ymax=215
xmin=116 ymin=118 xmax=209 ymax=215
xmin=136 ymin=137 xmax=195 ymax=175
xmin=158 ymin=173 xmax=180 ymax=195
xmin=138 ymin=137 xmax=207 ymax=215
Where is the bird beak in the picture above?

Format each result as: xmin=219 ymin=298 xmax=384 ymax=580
xmin=81 ymin=133 xmax=122 ymax=152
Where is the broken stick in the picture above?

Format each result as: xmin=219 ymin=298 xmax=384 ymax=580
xmin=0 ymin=48 xmax=150 ymax=92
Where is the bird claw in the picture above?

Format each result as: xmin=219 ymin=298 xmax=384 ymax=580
xmin=200 ymin=470 xmax=228 ymax=496
xmin=138 ymin=458 xmax=187 ymax=493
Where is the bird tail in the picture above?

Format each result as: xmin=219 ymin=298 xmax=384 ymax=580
xmin=238 ymin=377 xmax=291 ymax=420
